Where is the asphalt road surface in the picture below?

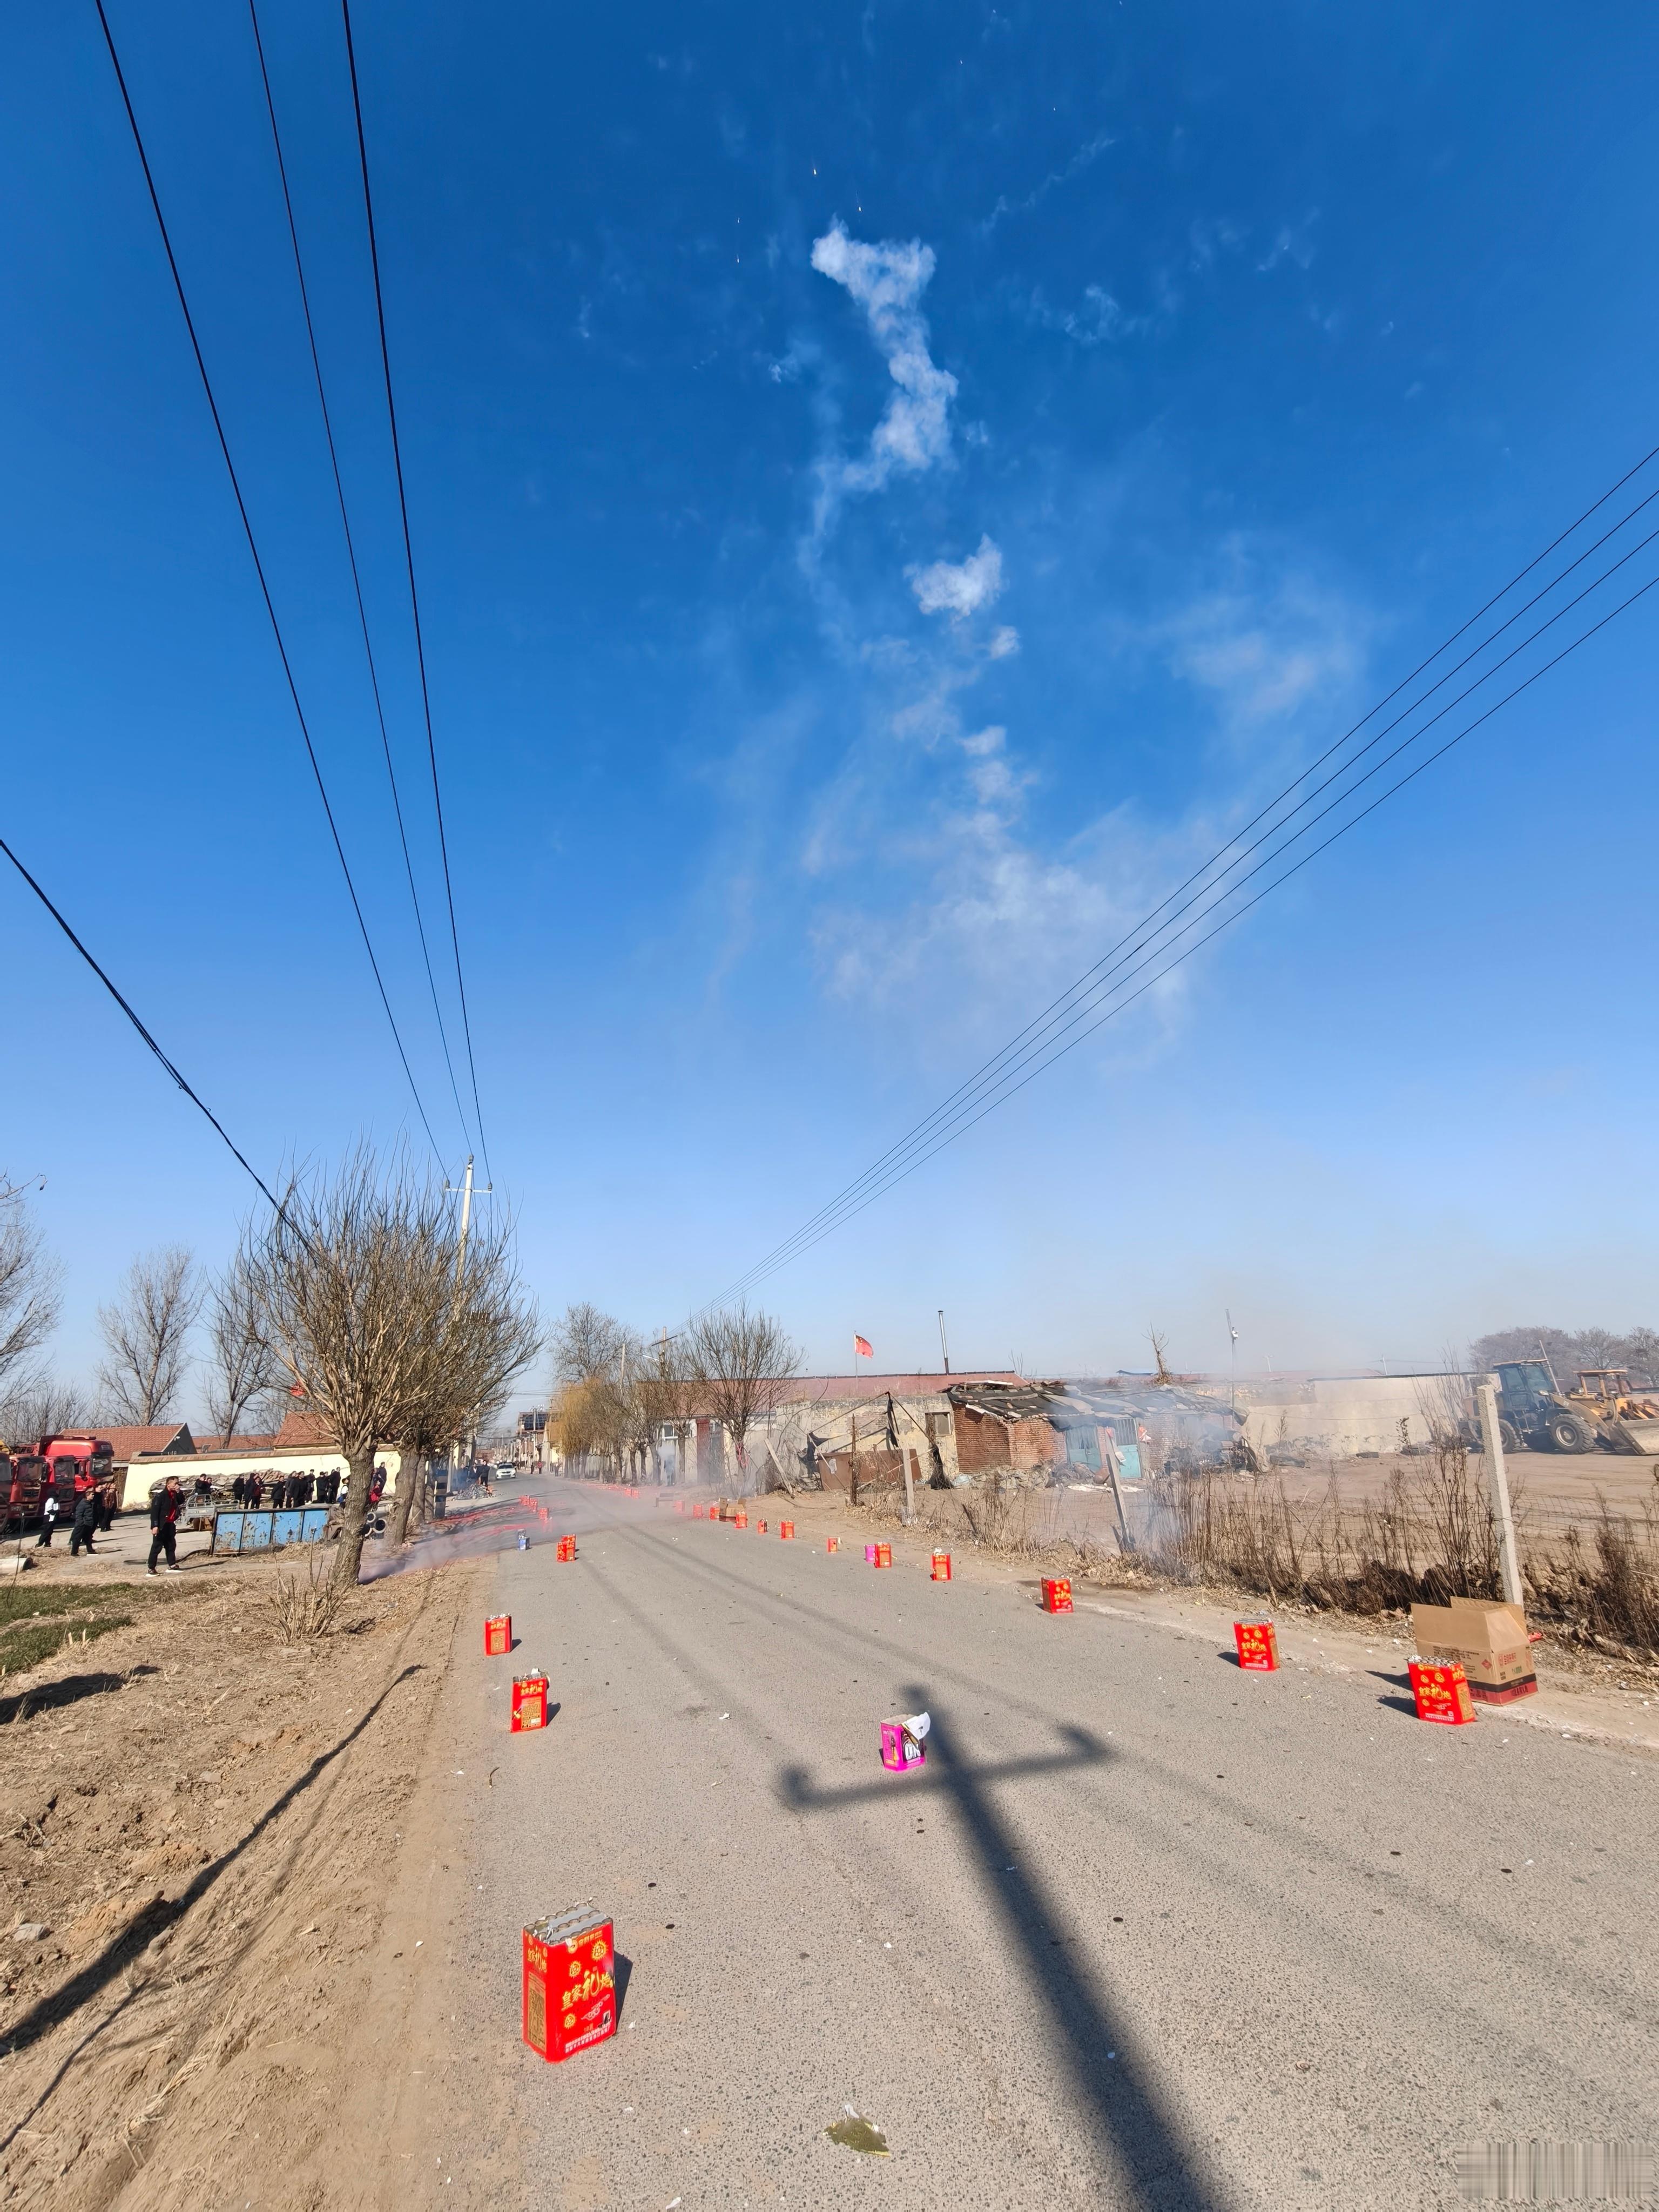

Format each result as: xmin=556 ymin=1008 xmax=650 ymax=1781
xmin=447 ymin=1482 xmax=1657 ymax=2210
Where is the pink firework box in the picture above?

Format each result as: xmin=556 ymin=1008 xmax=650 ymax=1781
xmin=864 ymin=1543 xmax=877 ymax=1564
xmin=880 ymin=1718 xmax=926 ymax=1773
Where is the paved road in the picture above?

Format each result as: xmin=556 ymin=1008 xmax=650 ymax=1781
xmin=446 ymin=1482 xmax=1657 ymax=2210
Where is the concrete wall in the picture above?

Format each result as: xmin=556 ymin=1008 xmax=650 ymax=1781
xmin=122 ymin=1445 xmax=404 ymax=1511
xmin=1232 ymin=1374 xmax=1464 ymax=1461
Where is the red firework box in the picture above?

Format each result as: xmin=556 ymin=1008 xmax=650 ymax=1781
xmin=511 ymin=1672 xmax=550 ymax=1732
xmin=555 ymin=1534 xmax=577 ymax=1562
xmin=734 ymin=1509 xmax=748 ymax=1529
xmin=873 ymin=1542 xmax=893 ymax=1569
xmin=522 ymin=1908 xmax=616 ymax=2063
xmin=484 ymin=1614 xmax=512 ymax=1656
xmin=758 ymin=1518 xmax=768 ymax=1534
xmin=930 ymin=1550 xmax=953 ymax=1581
xmin=1409 ymin=1657 xmax=1477 ymax=1726
xmin=825 ymin=1536 xmax=840 ymax=1553
xmin=779 ymin=1520 xmax=795 ymax=1540
xmin=1041 ymin=1577 xmax=1074 ymax=1614
xmin=1233 ymin=1620 xmax=1279 ymax=1671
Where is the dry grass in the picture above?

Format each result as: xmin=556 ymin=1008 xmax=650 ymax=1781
xmin=262 ymin=1551 xmax=349 ymax=1643
xmin=849 ymin=1442 xmax=1659 ymax=1661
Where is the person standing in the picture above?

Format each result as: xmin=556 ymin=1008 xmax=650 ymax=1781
xmin=35 ymin=1489 xmax=60 ymax=1547
xmin=147 ymin=1475 xmax=185 ymax=1576
xmin=96 ymin=1481 xmax=116 ymax=1534
xmin=69 ymin=1486 xmax=99 ymax=1556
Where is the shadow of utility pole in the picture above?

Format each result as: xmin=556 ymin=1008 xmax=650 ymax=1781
xmin=780 ymin=1697 xmax=1229 ymax=2212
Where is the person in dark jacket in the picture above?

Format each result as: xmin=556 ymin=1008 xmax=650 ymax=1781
xmin=147 ymin=1476 xmax=185 ymax=1576
xmin=96 ymin=1481 xmax=116 ymax=1533
xmin=69 ymin=1487 xmax=100 ymax=1556
xmin=231 ymin=1474 xmax=246 ymax=1505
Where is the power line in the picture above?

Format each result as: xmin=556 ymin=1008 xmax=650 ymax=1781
xmin=703 ymin=462 xmax=1659 ymax=1309
xmin=92 ymin=0 xmax=448 ymax=1171
xmin=707 ymin=448 xmax=1659 ymax=1305
xmin=339 ymin=0 xmax=492 ymax=1188
xmin=246 ymin=0 xmax=476 ymax=1164
xmin=0 ymin=833 xmax=282 ymax=1213
xmin=723 ymin=564 xmax=1659 ymax=1289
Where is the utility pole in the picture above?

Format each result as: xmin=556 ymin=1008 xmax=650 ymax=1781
xmin=937 ymin=1309 xmax=950 ymax=1375
xmin=444 ymin=1154 xmax=492 ymax=1480
xmin=1475 ymin=1378 xmax=1525 ymax=1609
xmin=1226 ymin=1310 xmax=1239 ymax=1414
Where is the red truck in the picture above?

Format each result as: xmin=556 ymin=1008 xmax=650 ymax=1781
xmin=1 ymin=1432 xmax=114 ymax=1529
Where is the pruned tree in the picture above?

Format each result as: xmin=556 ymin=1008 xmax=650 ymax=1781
xmin=97 ymin=1246 xmax=200 ymax=1424
xmin=204 ymin=1256 xmax=285 ymax=1445
xmin=241 ymin=1148 xmax=532 ymax=1588
xmin=0 ymin=1183 xmax=62 ymax=1401
xmin=683 ymin=1303 xmax=802 ymax=1493
xmin=388 ymin=1217 xmax=542 ymax=1545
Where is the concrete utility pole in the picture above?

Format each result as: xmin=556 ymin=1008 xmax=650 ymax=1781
xmin=1475 ymin=1379 xmax=1525 ymax=1608
xmin=898 ymin=1394 xmax=915 ymax=1526
xmin=444 ymin=1155 xmax=492 ymax=1478
xmin=937 ymin=1309 xmax=950 ymax=1375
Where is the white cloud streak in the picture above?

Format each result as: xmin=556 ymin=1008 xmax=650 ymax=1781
xmin=809 ymin=222 xmax=959 ymax=534
xmin=908 ymin=535 xmax=1004 ymax=619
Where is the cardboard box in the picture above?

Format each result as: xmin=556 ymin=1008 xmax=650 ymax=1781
xmin=880 ymin=1719 xmax=926 ymax=1772
xmin=1410 ymin=1598 xmax=1536 ymax=1702
xmin=522 ymin=1908 xmax=616 ymax=2062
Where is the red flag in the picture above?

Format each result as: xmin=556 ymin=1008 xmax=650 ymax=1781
xmin=289 ymin=1381 xmax=306 ymax=1397
xmin=854 ymin=1334 xmax=873 ymax=1360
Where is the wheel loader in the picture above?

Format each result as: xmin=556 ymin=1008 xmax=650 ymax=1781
xmin=1481 ymin=1360 xmax=1597 ymax=1454
xmin=1563 ymin=1368 xmax=1659 ymax=1455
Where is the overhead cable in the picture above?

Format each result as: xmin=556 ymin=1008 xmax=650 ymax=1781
xmin=91 ymin=0 xmax=448 ymax=1171
xmin=340 ymin=0 xmax=493 ymax=1186
xmin=1 ymin=833 xmax=283 ymax=1213
xmin=701 ymin=449 xmax=1659 ymax=1309
xmin=246 ymin=0 xmax=477 ymax=1163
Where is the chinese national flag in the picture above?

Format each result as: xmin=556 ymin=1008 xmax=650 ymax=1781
xmin=853 ymin=1335 xmax=873 ymax=1360
xmin=289 ymin=1381 xmax=306 ymax=1397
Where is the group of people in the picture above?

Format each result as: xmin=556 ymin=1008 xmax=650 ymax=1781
xmin=228 ymin=1470 xmax=340 ymax=1510
xmin=32 ymin=1476 xmax=118 ymax=1555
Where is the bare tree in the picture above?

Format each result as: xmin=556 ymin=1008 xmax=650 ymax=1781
xmin=97 ymin=1247 xmax=200 ymax=1424
xmin=0 ymin=1184 xmax=62 ymax=1400
xmin=388 ymin=1218 xmax=542 ymax=1545
xmin=683 ymin=1303 xmax=802 ymax=1493
xmin=0 ymin=1373 xmax=84 ymax=1448
xmin=204 ymin=1257 xmax=284 ymax=1444
xmin=242 ymin=1152 xmax=455 ymax=1588
xmin=242 ymin=1149 xmax=539 ymax=1584
xmin=550 ymin=1302 xmax=628 ymax=1387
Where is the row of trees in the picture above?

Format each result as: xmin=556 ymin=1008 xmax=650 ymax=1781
xmin=547 ymin=1300 xmax=801 ymax=1487
xmin=1 ymin=1154 xmax=540 ymax=1586
xmin=1470 ymin=1324 xmax=1659 ymax=1385
xmin=0 ymin=1189 xmax=292 ymax=1445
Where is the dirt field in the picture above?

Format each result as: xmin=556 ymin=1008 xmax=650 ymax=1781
xmin=0 ymin=1544 xmax=484 ymax=2210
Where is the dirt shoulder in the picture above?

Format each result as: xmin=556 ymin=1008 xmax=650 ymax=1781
xmin=0 ymin=1548 xmax=483 ymax=2211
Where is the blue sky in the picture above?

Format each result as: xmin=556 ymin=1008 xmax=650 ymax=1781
xmin=4 ymin=1 xmax=1658 ymax=1402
